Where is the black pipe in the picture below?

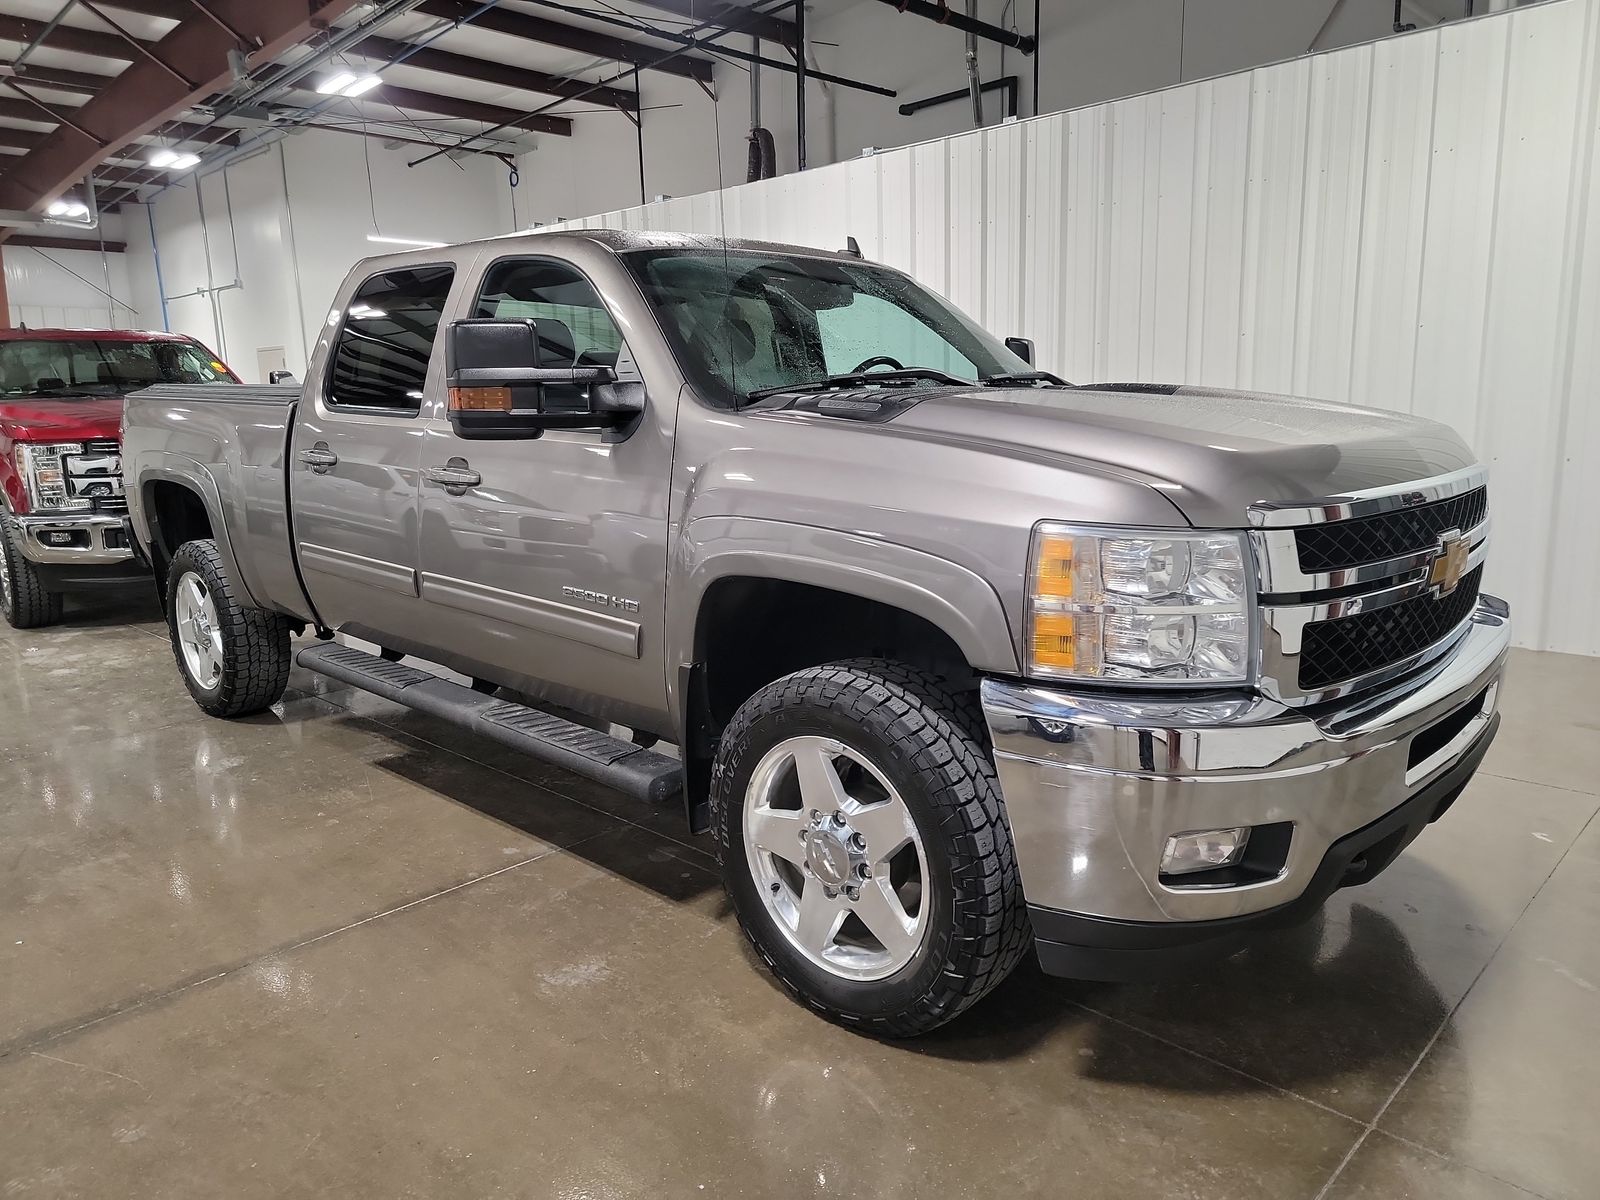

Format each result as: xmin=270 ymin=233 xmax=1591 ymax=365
xmin=795 ymin=0 xmax=807 ymax=171
xmin=871 ymin=0 xmax=1036 ymax=53
xmin=1032 ymin=0 xmax=1041 ymax=116
xmin=898 ymin=75 xmax=1018 ymax=119
xmin=1393 ymin=0 xmax=1416 ymax=32
xmin=634 ymin=66 xmax=645 ymax=205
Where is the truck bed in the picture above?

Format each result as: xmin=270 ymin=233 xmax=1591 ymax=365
xmin=122 ymin=382 xmax=310 ymax=622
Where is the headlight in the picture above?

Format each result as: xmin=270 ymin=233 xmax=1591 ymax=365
xmin=1026 ymin=524 xmax=1253 ymax=683
xmin=16 ymin=442 xmax=91 ymax=513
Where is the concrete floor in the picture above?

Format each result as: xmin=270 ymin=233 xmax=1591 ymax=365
xmin=2 ymin=594 xmax=1597 ymax=1200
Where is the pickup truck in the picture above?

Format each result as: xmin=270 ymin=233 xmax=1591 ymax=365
xmin=0 ymin=327 xmax=237 ymax=628
xmin=123 ymin=230 xmax=1509 ymax=1036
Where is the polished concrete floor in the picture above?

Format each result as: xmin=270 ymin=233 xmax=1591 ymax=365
xmin=2 ymin=593 xmax=1597 ymax=1199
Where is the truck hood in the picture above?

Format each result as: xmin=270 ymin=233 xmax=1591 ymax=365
xmin=890 ymin=384 xmax=1476 ymax=527
xmin=0 ymin=395 xmax=125 ymax=443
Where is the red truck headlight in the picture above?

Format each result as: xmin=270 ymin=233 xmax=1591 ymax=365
xmin=15 ymin=442 xmax=92 ymax=513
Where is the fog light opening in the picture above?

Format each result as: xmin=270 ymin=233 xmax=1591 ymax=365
xmin=1161 ymin=827 xmax=1251 ymax=876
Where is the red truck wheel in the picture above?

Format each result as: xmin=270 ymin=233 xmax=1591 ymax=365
xmin=0 ymin=513 xmax=63 ymax=629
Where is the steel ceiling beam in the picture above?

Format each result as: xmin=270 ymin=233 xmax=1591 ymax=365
xmin=0 ymin=12 xmax=150 ymax=59
xmin=633 ymin=0 xmax=794 ymax=44
xmin=94 ymin=0 xmax=188 ymax=18
xmin=416 ymin=0 xmax=716 ymax=83
xmin=354 ymin=33 xmax=638 ymax=112
xmin=342 ymin=82 xmax=574 ymax=136
xmin=0 ymin=0 xmax=369 ymax=220
xmin=0 ymin=61 xmax=116 ymax=94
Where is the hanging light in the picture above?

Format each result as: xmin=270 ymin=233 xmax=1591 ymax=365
xmin=148 ymin=146 xmax=178 ymax=167
xmin=316 ymin=70 xmax=381 ymax=97
xmin=169 ymin=153 xmax=201 ymax=171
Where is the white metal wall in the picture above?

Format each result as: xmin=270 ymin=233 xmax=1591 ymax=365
xmin=5 ymin=246 xmax=137 ymax=331
xmin=557 ymin=0 xmax=1600 ymax=657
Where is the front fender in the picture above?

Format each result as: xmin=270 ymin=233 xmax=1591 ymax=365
xmin=668 ymin=515 xmax=1019 ymax=722
xmin=133 ymin=458 xmax=257 ymax=609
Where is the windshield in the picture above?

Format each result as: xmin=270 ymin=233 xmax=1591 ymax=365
xmin=624 ymin=249 xmax=1030 ymax=408
xmin=0 ymin=338 xmax=232 ymax=397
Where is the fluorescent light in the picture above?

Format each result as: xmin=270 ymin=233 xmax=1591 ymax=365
xmin=365 ymin=234 xmax=444 ymax=248
xmin=342 ymin=73 xmax=381 ymax=97
xmin=67 ymin=201 xmax=88 ymax=217
xmin=46 ymin=199 xmax=70 ymax=216
xmin=169 ymin=152 xmax=201 ymax=171
xmin=317 ymin=71 xmax=357 ymax=95
xmin=148 ymin=147 xmax=178 ymax=167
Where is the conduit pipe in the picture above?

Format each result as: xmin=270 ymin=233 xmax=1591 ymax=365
xmin=870 ymin=0 xmax=1036 ymax=53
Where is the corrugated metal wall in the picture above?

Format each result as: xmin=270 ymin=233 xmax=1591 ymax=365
xmin=5 ymin=246 xmax=137 ymax=331
xmin=558 ymin=0 xmax=1600 ymax=656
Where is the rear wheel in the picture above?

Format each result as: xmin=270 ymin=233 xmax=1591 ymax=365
xmin=0 ymin=513 xmax=63 ymax=629
xmin=711 ymin=659 xmax=1030 ymax=1037
xmin=166 ymin=539 xmax=292 ymax=717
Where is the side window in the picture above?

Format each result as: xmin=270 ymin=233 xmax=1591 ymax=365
xmin=327 ymin=264 xmax=455 ymax=413
xmin=474 ymin=258 xmax=625 ymax=413
xmin=816 ymin=292 xmax=978 ymax=379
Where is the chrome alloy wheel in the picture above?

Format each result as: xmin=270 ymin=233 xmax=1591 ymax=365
xmin=173 ymin=570 xmax=223 ymax=691
xmin=743 ymin=735 xmax=930 ymax=981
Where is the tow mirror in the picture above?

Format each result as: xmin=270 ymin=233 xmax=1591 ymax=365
xmin=1004 ymin=336 xmax=1035 ymax=366
xmin=445 ymin=317 xmax=633 ymax=440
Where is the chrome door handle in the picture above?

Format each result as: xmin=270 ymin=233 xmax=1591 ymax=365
xmin=424 ymin=460 xmax=482 ymax=495
xmin=299 ymin=444 xmax=338 ymax=473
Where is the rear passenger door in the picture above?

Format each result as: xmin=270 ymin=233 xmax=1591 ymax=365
xmin=290 ymin=260 xmax=464 ymax=644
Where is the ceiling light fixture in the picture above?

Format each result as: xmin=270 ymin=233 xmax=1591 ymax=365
xmin=342 ymin=73 xmax=382 ymax=97
xmin=46 ymin=199 xmax=89 ymax=218
xmin=169 ymin=153 xmax=201 ymax=171
xmin=316 ymin=70 xmax=357 ymax=95
xmin=148 ymin=146 xmax=178 ymax=167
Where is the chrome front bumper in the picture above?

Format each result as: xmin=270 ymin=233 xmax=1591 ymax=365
xmin=982 ymin=596 xmax=1511 ymax=928
xmin=13 ymin=513 xmax=135 ymax=564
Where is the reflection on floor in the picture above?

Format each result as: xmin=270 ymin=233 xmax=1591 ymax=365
xmin=2 ymin=593 xmax=1596 ymax=1199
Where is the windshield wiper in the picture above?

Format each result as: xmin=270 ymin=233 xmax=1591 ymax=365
xmin=747 ymin=367 xmax=970 ymax=402
xmin=980 ymin=371 xmax=1070 ymax=387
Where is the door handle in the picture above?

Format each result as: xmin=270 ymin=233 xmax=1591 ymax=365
xmin=299 ymin=444 xmax=338 ymax=473
xmin=424 ymin=459 xmax=482 ymax=496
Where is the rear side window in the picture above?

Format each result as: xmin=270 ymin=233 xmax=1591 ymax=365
xmin=327 ymin=264 xmax=455 ymax=413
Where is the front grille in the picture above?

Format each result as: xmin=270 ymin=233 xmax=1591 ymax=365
xmin=1299 ymin=565 xmax=1483 ymax=690
xmin=83 ymin=438 xmax=120 ymax=455
xmin=91 ymin=496 xmax=129 ymax=513
xmin=1296 ymin=486 xmax=1488 ymax=573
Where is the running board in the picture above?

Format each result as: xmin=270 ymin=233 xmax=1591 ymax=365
xmin=297 ymin=643 xmax=683 ymax=806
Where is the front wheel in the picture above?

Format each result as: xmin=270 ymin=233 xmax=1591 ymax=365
xmin=166 ymin=539 xmax=292 ymax=717
xmin=711 ymin=659 xmax=1030 ymax=1037
xmin=0 ymin=513 xmax=63 ymax=629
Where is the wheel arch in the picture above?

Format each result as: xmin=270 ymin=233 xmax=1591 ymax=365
xmin=135 ymin=464 xmax=247 ymax=609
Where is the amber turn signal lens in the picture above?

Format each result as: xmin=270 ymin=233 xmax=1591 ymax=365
xmin=1034 ymin=532 xmax=1076 ymax=599
xmin=1030 ymin=611 xmax=1077 ymax=670
xmin=449 ymin=386 xmax=513 ymax=412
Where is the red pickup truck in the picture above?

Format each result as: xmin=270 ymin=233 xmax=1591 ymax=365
xmin=0 ymin=328 xmax=239 ymax=628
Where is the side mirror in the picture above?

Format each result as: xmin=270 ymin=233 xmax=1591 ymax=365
xmin=445 ymin=318 xmax=628 ymax=440
xmin=268 ymin=370 xmax=298 ymax=385
xmin=1004 ymin=336 xmax=1035 ymax=366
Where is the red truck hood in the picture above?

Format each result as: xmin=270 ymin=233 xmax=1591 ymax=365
xmin=0 ymin=395 xmax=125 ymax=443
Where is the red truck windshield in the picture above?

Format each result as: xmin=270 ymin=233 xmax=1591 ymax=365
xmin=0 ymin=338 xmax=230 ymax=398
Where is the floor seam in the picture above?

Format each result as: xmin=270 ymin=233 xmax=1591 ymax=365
xmin=0 ymin=833 xmax=603 ymax=1063
xmin=1476 ymin=766 xmax=1600 ymax=799
xmin=1310 ymin=802 xmax=1600 ymax=1200
xmin=1364 ymin=1128 xmax=1559 ymax=1200
xmin=1067 ymin=1000 xmax=1367 ymax=1128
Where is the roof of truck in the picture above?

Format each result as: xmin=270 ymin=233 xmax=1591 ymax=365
xmin=0 ymin=327 xmax=198 ymax=342
xmin=360 ymin=227 xmax=866 ymax=268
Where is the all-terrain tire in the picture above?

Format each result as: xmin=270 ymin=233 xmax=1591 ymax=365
xmin=0 ymin=512 xmax=63 ymax=629
xmin=166 ymin=539 xmax=292 ymax=717
xmin=711 ymin=658 xmax=1031 ymax=1037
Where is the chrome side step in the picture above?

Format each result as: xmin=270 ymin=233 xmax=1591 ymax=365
xmin=297 ymin=642 xmax=682 ymax=806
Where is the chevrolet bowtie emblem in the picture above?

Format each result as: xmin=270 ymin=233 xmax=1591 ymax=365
xmin=1428 ymin=529 xmax=1468 ymax=596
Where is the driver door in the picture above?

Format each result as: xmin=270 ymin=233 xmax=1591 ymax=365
xmin=413 ymin=253 xmax=674 ymax=729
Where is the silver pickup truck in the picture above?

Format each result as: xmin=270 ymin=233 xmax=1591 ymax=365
xmin=123 ymin=230 xmax=1509 ymax=1036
